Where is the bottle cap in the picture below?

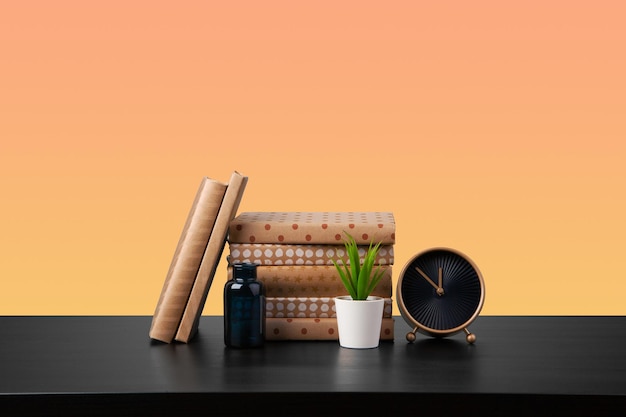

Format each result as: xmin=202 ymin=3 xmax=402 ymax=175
xmin=233 ymin=262 xmax=257 ymax=280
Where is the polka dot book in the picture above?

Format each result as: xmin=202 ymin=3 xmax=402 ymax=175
xmin=265 ymin=296 xmax=393 ymax=319
xmin=228 ymin=211 xmax=395 ymax=245
xmin=228 ymin=243 xmax=395 ymax=266
xmin=265 ymin=317 xmax=395 ymax=341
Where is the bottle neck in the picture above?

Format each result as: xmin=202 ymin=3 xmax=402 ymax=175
xmin=234 ymin=276 xmax=256 ymax=283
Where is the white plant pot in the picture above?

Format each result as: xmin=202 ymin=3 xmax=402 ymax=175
xmin=334 ymin=295 xmax=385 ymax=349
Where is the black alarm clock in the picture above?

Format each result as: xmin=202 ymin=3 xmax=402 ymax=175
xmin=396 ymin=247 xmax=485 ymax=344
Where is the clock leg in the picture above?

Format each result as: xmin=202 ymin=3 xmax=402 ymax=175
xmin=464 ymin=328 xmax=476 ymax=344
xmin=406 ymin=327 xmax=418 ymax=343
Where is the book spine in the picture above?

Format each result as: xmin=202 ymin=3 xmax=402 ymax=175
xmin=266 ymin=297 xmax=393 ymax=319
xmin=228 ymin=212 xmax=395 ymax=244
xmin=174 ymin=171 xmax=248 ymax=343
xmin=228 ymin=243 xmax=394 ymax=266
xmin=265 ymin=317 xmax=395 ymax=341
xmin=149 ymin=177 xmax=227 ymax=343
xmin=227 ymin=265 xmax=393 ymax=298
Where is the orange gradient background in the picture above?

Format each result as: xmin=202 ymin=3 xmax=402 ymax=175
xmin=1 ymin=2 xmax=625 ymax=316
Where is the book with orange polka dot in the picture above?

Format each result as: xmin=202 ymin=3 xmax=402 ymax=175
xmin=228 ymin=211 xmax=396 ymax=245
xmin=266 ymin=317 xmax=395 ymax=341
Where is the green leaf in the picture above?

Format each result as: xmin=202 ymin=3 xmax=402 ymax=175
xmin=365 ymin=265 xmax=385 ymax=297
xmin=332 ymin=259 xmax=356 ymax=299
xmin=345 ymin=232 xmax=360 ymax=283
xmin=332 ymin=231 xmax=385 ymax=301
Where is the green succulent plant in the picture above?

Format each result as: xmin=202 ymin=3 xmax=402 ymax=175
xmin=332 ymin=232 xmax=386 ymax=301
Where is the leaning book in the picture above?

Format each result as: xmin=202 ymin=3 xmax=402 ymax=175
xmin=149 ymin=176 xmax=228 ymax=343
xmin=175 ymin=171 xmax=248 ymax=343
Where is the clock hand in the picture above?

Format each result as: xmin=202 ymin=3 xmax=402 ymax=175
xmin=437 ymin=267 xmax=444 ymax=296
xmin=415 ymin=267 xmax=439 ymax=291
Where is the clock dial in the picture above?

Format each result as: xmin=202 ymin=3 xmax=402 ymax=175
xmin=399 ymin=248 xmax=483 ymax=333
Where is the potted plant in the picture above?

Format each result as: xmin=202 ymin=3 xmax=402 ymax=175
xmin=332 ymin=232 xmax=386 ymax=349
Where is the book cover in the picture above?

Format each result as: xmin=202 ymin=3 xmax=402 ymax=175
xmin=149 ymin=177 xmax=227 ymax=343
xmin=228 ymin=243 xmax=394 ymax=266
xmin=227 ymin=265 xmax=393 ymax=298
xmin=228 ymin=211 xmax=395 ymax=245
xmin=175 ymin=171 xmax=248 ymax=343
xmin=265 ymin=317 xmax=395 ymax=341
xmin=266 ymin=296 xmax=394 ymax=319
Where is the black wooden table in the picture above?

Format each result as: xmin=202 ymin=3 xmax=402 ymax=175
xmin=1 ymin=316 xmax=624 ymax=416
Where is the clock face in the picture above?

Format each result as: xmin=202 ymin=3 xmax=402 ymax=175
xmin=397 ymin=248 xmax=485 ymax=335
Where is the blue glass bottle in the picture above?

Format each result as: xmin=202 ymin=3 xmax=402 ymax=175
xmin=224 ymin=263 xmax=265 ymax=348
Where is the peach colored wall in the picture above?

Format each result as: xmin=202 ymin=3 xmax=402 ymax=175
xmin=1 ymin=2 xmax=624 ymax=315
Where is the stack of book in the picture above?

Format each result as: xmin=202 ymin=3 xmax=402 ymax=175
xmin=227 ymin=211 xmax=396 ymax=341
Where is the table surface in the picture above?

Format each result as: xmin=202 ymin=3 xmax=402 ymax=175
xmin=1 ymin=315 xmax=625 ymax=416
